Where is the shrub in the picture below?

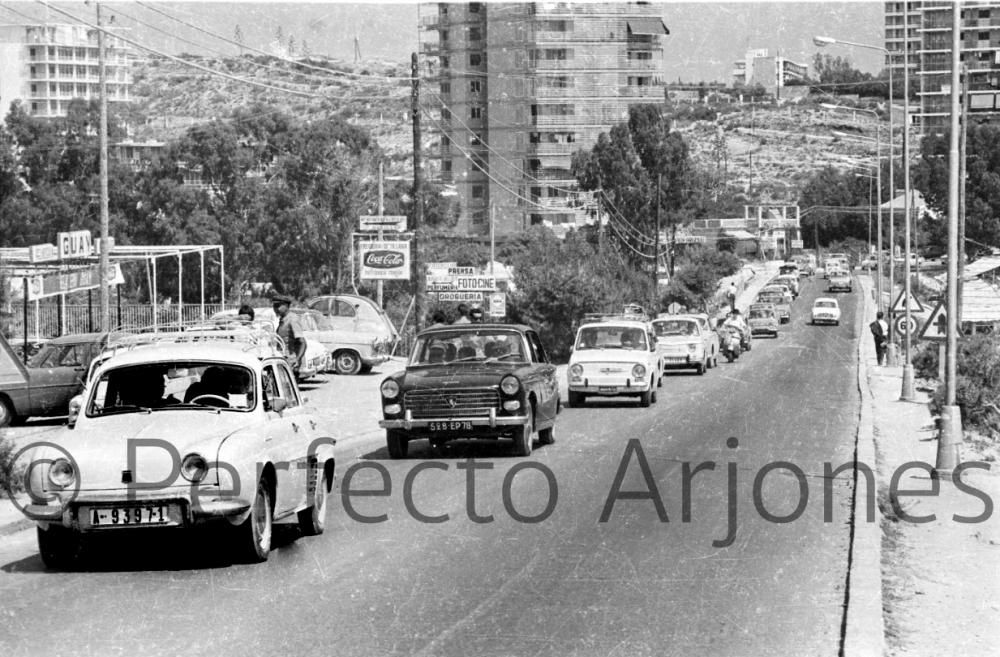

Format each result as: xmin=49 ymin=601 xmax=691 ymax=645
xmin=927 ymin=334 xmax=1000 ymax=439
xmin=912 ymin=342 xmax=939 ymax=380
xmin=0 ymin=432 xmax=20 ymax=497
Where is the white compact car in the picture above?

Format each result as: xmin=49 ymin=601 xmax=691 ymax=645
xmin=651 ymin=315 xmax=715 ymax=374
xmin=21 ymin=328 xmax=337 ymax=569
xmin=567 ymin=320 xmax=662 ymax=407
xmin=811 ymin=298 xmax=842 ymax=326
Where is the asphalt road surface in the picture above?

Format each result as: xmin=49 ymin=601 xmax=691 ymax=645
xmin=0 ymin=276 xmax=862 ymax=657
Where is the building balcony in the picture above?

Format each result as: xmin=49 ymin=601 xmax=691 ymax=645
xmin=420 ymin=14 xmax=448 ymax=30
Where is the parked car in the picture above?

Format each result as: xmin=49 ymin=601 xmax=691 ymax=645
xmin=773 ymin=274 xmax=800 ymax=298
xmin=827 ymin=272 xmax=854 ymax=293
xmin=210 ymin=308 xmax=328 ymax=381
xmin=651 ymin=315 xmax=713 ymax=374
xmin=688 ymin=313 xmax=721 ymax=363
xmin=307 ymin=294 xmax=396 ymax=374
xmin=811 ymin=298 xmax=842 ymax=325
xmin=21 ymin=330 xmax=337 ymax=568
xmin=567 ymin=319 xmax=662 ymax=407
xmin=747 ymin=303 xmax=780 ymax=337
xmin=0 ymin=332 xmax=124 ymax=427
xmin=377 ymin=323 xmax=558 ymax=458
xmin=778 ymin=262 xmax=800 ymax=278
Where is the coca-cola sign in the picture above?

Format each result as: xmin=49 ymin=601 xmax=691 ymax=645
xmin=360 ymin=240 xmax=410 ymax=280
xmin=364 ymin=251 xmax=404 ymax=269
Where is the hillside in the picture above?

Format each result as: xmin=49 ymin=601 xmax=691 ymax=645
xmin=128 ymin=55 xmax=884 ymax=203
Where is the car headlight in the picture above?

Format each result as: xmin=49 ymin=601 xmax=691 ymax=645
xmin=380 ymin=379 xmax=400 ymax=399
xmin=181 ymin=453 xmax=209 ymax=483
xmin=631 ymin=364 xmax=646 ymax=379
xmin=48 ymin=458 xmax=75 ymax=488
xmin=500 ymin=375 xmax=521 ymax=396
xmin=569 ymin=364 xmax=583 ymax=377
xmin=688 ymin=344 xmax=698 ymax=353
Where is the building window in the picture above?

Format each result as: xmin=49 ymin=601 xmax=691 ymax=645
xmin=441 ymin=56 xmax=450 ymax=69
xmin=470 ymin=132 xmax=483 ymax=146
xmin=979 ymin=32 xmax=990 ymax=41
xmin=629 ymin=51 xmax=653 ymax=61
xmin=469 ymin=27 xmax=482 ymax=41
xmin=441 ymin=82 xmax=451 ymax=94
xmin=470 ymin=80 xmax=482 ymax=93
xmin=442 ymin=160 xmax=452 ymax=172
xmin=472 ymin=185 xmax=485 ymax=199
xmin=470 ymin=106 xmax=483 ymax=119
xmin=30 ymin=84 xmax=37 ymax=93
xmin=441 ymin=108 xmax=451 ymax=120
xmin=469 ymin=2 xmax=482 ymax=13
xmin=470 ymin=52 xmax=482 ymax=66
xmin=441 ymin=30 xmax=449 ymax=42
xmin=472 ymin=211 xmax=486 ymax=225
xmin=979 ymin=9 xmax=991 ymax=19
xmin=539 ymin=20 xmax=570 ymax=32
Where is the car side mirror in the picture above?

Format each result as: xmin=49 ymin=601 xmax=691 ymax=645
xmin=267 ymin=397 xmax=288 ymax=414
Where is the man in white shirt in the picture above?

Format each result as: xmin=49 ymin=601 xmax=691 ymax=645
xmin=870 ymin=311 xmax=889 ymax=365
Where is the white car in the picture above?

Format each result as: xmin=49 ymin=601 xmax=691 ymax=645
xmin=827 ymin=272 xmax=853 ymax=293
xmin=811 ymin=298 xmax=842 ymax=326
xmin=567 ymin=320 xmax=662 ymax=407
xmin=211 ymin=308 xmax=329 ymax=380
xmin=651 ymin=315 xmax=714 ymax=374
xmin=21 ymin=329 xmax=337 ymax=568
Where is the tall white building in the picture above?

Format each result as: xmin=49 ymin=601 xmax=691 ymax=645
xmin=421 ymin=2 xmax=669 ymax=236
xmin=0 ymin=23 xmax=130 ymax=119
xmin=732 ymin=49 xmax=808 ymax=93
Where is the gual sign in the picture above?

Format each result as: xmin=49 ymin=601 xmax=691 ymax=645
xmin=359 ymin=240 xmax=410 ymax=280
xmin=57 ymin=230 xmax=94 ymax=260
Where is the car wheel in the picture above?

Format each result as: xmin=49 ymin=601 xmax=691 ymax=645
xmin=386 ymin=430 xmax=409 ymax=459
xmin=538 ymin=410 xmax=555 ymax=446
xmin=650 ymin=380 xmax=658 ymax=403
xmin=567 ymin=391 xmax=584 ymax=408
xmin=37 ymin=526 xmax=83 ymax=570
xmin=235 ymin=478 xmax=273 ymax=563
xmin=0 ymin=397 xmax=16 ymax=428
xmin=333 ymin=350 xmax=362 ymax=376
xmin=657 ymin=374 xmax=663 ymax=387
xmin=835 ymin=320 xmax=840 ymax=326
xmin=695 ymin=362 xmax=705 ymax=375
xmin=639 ymin=388 xmax=652 ymax=408
xmin=297 ymin=464 xmax=329 ymax=537
xmin=513 ymin=404 xmax=533 ymax=456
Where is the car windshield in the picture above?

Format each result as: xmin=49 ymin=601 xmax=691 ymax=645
xmin=815 ymin=301 xmax=838 ymax=309
xmin=411 ymin=329 xmax=527 ymax=365
xmin=652 ymin=320 xmax=698 ymax=337
xmin=759 ymin=294 xmax=784 ymax=304
xmin=576 ymin=325 xmax=649 ymax=351
xmin=749 ymin=309 xmax=774 ymax=319
xmin=86 ymin=361 xmax=256 ymax=416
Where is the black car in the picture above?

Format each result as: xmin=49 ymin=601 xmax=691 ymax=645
xmin=377 ymin=324 xmax=559 ymax=458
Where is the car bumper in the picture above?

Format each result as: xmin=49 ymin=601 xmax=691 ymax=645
xmin=29 ymin=496 xmax=252 ymax=531
xmin=812 ymin=315 xmax=839 ymax=324
xmin=380 ymin=409 xmax=528 ymax=430
xmin=568 ymin=382 xmax=652 ymax=395
xmin=750 ymin=326 xmax=778 ymax=335
xmin=658 ymin=354 xmax=703 ymax=369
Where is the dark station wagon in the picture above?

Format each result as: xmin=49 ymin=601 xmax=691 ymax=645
xmin=378 ymin=324 xmax=559 ymax=458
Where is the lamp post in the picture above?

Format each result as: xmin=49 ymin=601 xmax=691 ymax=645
xmin=815 ymin=35 xmax=898 ymax=366
xmin=825 ymin=106 xmax=884 ymax=316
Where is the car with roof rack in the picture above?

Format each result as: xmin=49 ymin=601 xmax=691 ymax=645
xmin=567 ymin=318 xmax=662 ymax=407
xmin=20 ymin=326 xmax=337 ymax=568
xmin=651 ymin=314 xmax=715 ymax=374
xmin=209 ymin=308 xmax=329 ymax=380
xmin=377 ymin=323 xmax=558 ymax=458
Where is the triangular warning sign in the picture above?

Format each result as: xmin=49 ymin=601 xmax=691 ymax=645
xmin=890 ymin=289 xmax=925 ymax=314
xmin=918 ymin=301 xmax=947 ymax=342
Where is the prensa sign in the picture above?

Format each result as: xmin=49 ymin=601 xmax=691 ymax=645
xmin=359 ymin=240 xmax=410 ymax=280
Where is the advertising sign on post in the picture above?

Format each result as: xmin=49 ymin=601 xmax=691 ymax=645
xmin=57 ymin=230 xmax=94 ymax=260
xmin=359 ymin=240 xmax=411 ymax=280
xmin=360 ymin=215 xmax=407 ymax=233
xmin=489 ymin=292 xmax=506 ymax=318
xmin=25 ymin=263 xmax=122 ymax=301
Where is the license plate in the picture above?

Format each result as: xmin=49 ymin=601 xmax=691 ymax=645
xmin=598 ymin=386 xmax=618 ymax=393
xmin=84 ymin=505 xmax=177 ymax=527
xmin=428 ymin=420 xmax=473 ymax=432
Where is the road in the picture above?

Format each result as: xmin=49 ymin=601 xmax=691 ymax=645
xmin=0 ymin=276 xmax=862 ymax=657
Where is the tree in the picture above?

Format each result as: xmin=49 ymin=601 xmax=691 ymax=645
xmin=660 ymin=247 xmax=741 ymax=313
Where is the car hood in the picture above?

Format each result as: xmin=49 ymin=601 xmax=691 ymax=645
xmin=37 ymin=413 xmax=254 ymax=491
xmin=655 ymin=335 xmax=700 ymax=346
xmin=400 ymin=363 xmax=524 ymax=389
xmin=570 ymin=349 xmax=652 ymax=364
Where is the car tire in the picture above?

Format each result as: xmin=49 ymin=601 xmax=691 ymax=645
xmin=835 ymin=320 xmax=840 ymax=326
xmin=297 ymin=465 xmax=329 ymax=537
xmin=333 ymin=350 xmax=362 ymax=376
xmin=695 ymin=362 xmax=705 ymax=375
xmin=513 ymin=404 xmax=533 ymax=456
xmin=37 ymin=526 xmax=83 ymax=570
xmin=650 ymin=381 xmax=658 ymax=403
xmin=538 ymin=414 xmax=555 ymax=446
xmin=386 ymin=430 xmax=409 ymax=459
xmin=567 ymin=391 xmax=584 ymax=408
xmin=639 ymin=388 xmax=652 ymax=408
xmin=235 ymin=478 xmax=273 ymax=563
xmin=0 ymin=397 xmax=16 ymax=428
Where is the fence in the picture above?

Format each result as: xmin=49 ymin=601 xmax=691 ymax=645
xmin=3 ymin=303 xmax=233 ymax=339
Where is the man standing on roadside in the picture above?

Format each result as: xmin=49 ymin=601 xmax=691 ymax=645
xmin=726 ymin=281 xmax=738 ymax=311
xmin=870 ymin=311 xmax=889 ymax=366
xmin=453 ymin=303 xmax=471 ymax=324
xmin=272 ymin=294 xmax=306 ymax=373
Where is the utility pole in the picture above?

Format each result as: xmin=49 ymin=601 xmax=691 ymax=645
xmin=653 ymin=173 xmax=662 ymax=304
xmin=900 ymin=2 xmax=916 ymax=401
xmin=489 ymin=203 xmax=495 ymax=277
xmin=937 ymin=1 xmax=964 ymax=475
xmin=377 ymin=161 xmax=384 ymax=309
xmin=411 ymin=52 xmax=422 ymax=334
xmin=596 ymin=190 xmax=604 ymax=255
xmin=97 ymin=2 xmax=110 ymax=332
xmin=958 ymin=64 xmax=969 ymax=321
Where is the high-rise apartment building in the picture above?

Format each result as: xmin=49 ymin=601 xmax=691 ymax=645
xmin=885 ymin=2 xmax=1000 ymax=134
xmin=421 ymin=2 xmax=668 ymax=236
xmin=0 ymin=23 xmax=131 ymax=119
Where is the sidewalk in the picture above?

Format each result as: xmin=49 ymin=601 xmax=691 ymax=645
xmin=858 ymin=275 xmax=1000 ymax=656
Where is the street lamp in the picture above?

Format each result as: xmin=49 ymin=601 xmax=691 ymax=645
xmin=815 ymin=34 xmax=907 ymax=376
xmin=825 ymin=105 xmax=885 ymax=316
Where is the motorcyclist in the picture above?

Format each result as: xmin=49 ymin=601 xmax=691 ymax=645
xmin=723 ymin=309 xmax=751 ymax=349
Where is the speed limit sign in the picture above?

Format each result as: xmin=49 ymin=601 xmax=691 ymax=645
xmin=894 ymin=315 xmax=918 ymax=337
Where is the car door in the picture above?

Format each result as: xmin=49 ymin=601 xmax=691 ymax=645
xmin=525 ymin=331 xmax=558 ymax=424
xmin=261 ymin=362 xmax=306 ymax=517
xmin=28 ymin=342 xmax=88 ymax=415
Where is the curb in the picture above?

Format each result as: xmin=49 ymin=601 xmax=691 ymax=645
xmin=842 ymin=274 xmax=886 ymax=656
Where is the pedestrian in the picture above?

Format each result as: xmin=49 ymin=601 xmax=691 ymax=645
xmin=870 ymin=311 xmax=889 ymax=366
xmin=453 ymin=303 xmax=471 ymax=324
xmin=726 ymin=281 xmax=738 ymax=311
xmin=237 ymin=304 xmax=255 ymax=322
xmin=428 ymin=310 xmax=448 ymax=329
xmin=469 ymin=306 xmax=485 ymax=323
xmin=272 ymin=293 xmax=306 ymax=373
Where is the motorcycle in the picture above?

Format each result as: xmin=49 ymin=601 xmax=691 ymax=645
xmin=719 ymin=326 xmax=742 ymax=362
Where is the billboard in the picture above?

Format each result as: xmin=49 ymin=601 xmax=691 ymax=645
xmin=359 ymin=240 xmax=411 ymax=280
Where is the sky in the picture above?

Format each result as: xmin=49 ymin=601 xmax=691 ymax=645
xmin=1 ymin=1 xmax=886 ymax=82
